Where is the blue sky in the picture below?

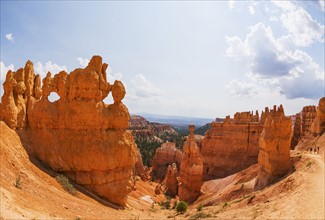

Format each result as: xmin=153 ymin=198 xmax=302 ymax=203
xmin=1 ymin=1 xmax=324 ymax=118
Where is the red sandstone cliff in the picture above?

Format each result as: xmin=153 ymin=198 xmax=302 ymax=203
xmin=255 ymin=105 xmax=292 ymax=189
xmin=201 ymin=111 xmax=261 ymax=180
xmin=0 ymin=56 xmax=138 ymax=206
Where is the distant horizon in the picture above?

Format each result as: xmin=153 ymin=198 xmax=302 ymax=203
xmin=1 ymin=1 xmax=324 ymax=118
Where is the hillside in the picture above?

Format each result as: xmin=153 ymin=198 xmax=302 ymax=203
xmin=1 ymin=120 xmax=324 ymax=219
xmin=129 ymin=115 xmax=184 ymax=166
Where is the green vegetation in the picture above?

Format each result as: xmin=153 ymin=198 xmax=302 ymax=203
xmin=176 ymin=201 xmax=188 ymax=214
xmin=14 ymin=174 xmax=21 ymax=189
xmin=247 ymin=195 xmax=256 ymax=204
xmin=189 ymin=212 xmax=212 ymax=220
xmin=55 ymin=174 xmax=77 ymax=195
xmin=306 ymin=161 xmax=313 ymax=167
xmin=159 ymin=199 xmax=171 ymax=209
xmin=222 ymin=202 xmax=229 ymax=208
xmin=135 ymin=133 xmax=185 ymax=167
xmin=196 ymin=204 xmax=203 ymax=211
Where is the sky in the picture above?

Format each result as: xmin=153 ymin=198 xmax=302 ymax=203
xmin=1 ymin=0 xmax=324 ymax=118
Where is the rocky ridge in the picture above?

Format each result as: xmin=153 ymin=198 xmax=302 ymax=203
xmin=0 ymin=56 xmax=138 ymax=206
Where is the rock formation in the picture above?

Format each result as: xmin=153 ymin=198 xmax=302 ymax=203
xmin=150 ymin=142 xmax=183 ymax=182
xmin=162 ymin=163 xmax=179 ymax=198
xmin=0 ymin=56 xmax=138 ymax=206
xmin=291 ymin=113 xmax=302 ymax=149
xmin=178 ymin=125 xmax=203 ymax=203
xmin=302 ymin=105 xmax=317 ymax=135
xmin=201 ymin=110 xmax=262 ymax=180
xmin=255 ymin=105 xmax=292 ymax=189
xmin=309 ymin=97 xmax=325 ymax=135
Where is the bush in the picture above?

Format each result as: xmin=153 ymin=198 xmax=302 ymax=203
xmin=14 ymin=174 xmax=21 ymax=189
xmin=160 ymin=199 xmax=171 ymax=209
xmin=196 ymin=204 xmax=203 ymax=211
xmin=56 ymin=174 xmax=77 ymax=195
xmin=176 ymin=201 xmax=188 ymax=214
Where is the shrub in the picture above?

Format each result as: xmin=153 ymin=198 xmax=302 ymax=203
xmin=160 ymin=199 xmax=171 ymax=209
xmin=56 ymin=174 xmax=77 ymax=195
xmin=14 ymin=174 xmax=21 ymax=189
xmin=306 ymin=161 xmax=312 ymax=167
xmin=196 ymin=204 xmax=203 ymax=211
xmin=189 ymin=212 xmax=212 ymax=220
xmin=223 ymin=202 xmax=229 ymax=208
xmin=176 ymin=201 xmax=188 ymax=213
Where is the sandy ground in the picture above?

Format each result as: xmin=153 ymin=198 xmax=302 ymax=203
xmin=1 ymin=122 xmax=324 ymax=219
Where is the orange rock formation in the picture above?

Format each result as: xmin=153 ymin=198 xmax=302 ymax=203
xmin=178 ymin=125 xmax=203 ymax=203
xmin=201 ymin=110 xmax=261 ymax=180
xmin=291 ymin=113 xmax=302 ymax=149
xmin=255 ymin=105 xmax=292 ymax=189
xmin=309 ymin=97 xmax=325 ymax=135
xmin=151 ymin=142 xmax=183 ymax=182
xmin=302 ymin=105 xmax=317 ymax=135
xmin=162 ymin=163 xmax=179 ymax=198
xmin=0 ymin=56 xmax=137 ymax=206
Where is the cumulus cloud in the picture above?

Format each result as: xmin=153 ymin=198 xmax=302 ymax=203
xmin=272 ymin=1 xmax=324 ymax=47
xmin=224 ymin=80 xmax=258 ymax=97
xmin=225 ymin=21 xmax=324 ymax=100
xmin=76 ymin=57 xmax=89 ymax=67
xmin=5 ymin=33 xmax=14 ymax=43
xmin=129 ymin=74 xmax=164 ymax=99
xmin=320 ymin=0 xmax=325 ymax=12
xmin=228 ymin=0 xmax=235 ymax=9
xmin=106 ymin=66 xmax=123 ymax=83
xmin=34 ymin=61 xmax=67 ymax=77
xmin=0 ymin=62 xmax=15 ymax=81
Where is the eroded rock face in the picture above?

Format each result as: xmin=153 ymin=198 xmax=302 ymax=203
xmin=162 ymin=163 xmax=179 ymax=198
xmin=151 ymin=142 xmax=183 ymax=182
xmin=291 ymin=113 xmax=302 ymax=149
xmin=201 ymin=110 xmax=262 ymax=180
xmin=310 ymin=97 xmax=325 ymax=135
xmin=302 ymin=105 xmax=317 ymax=136
xmin=178 ymin=125 xmax=203 ymax=204
xmin=0 ymin=56 xmax=137 ymax=206
xmin=255 ymin=105 xmax=292 ymax=189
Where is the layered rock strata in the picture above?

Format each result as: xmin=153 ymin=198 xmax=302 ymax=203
xmin=178 ymin=125 xmax=203 ymax=203
xmin=302 ymin=105 xmax=317 ymax=135
xmin=201 ymin=110 xmax=262 ymax=180
xmin=309 ymin=97 xmax=325 ymax=135
xmin=0 ymin=56 xmax=137 ymax=206
xmin=255 ymin=105 xmax=292 ymax=189
xmin=150 ymin=142 xmax=183 ymax=182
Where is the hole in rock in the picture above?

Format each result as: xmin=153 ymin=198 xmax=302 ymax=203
xmin=48 ymin=92 xmax=60 ymax=103
xmin=103 ymin=92 xmax=114 ymax=104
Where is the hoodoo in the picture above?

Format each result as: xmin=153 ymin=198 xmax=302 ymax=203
xmin=0 ymin=56 xmax=138 ymax=206
xmin=178 ymin=125 xmax=203 ymax=203
xmin=255 ymin=105 xmax=292 ymax=189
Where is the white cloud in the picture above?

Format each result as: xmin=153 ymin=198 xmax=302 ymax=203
xmin=76 ymin=57 xmax=89 ymax=67
xmin=129 ymin=74 xmax=164 ymax=99
xmin=248 ymin=5 xmax=255 ymax=14
xmin=272 ymin=1 xmax=324 ymax=47
xmin=225 ymin=22 xmax=324 ymax=100
xmin=224 ymin=80 xmax=258 ymax=97
xmin=106 ymin=66 xmax=123 ymax=83
xmin=0 ymin=62 xmax=15 ymax=81
xmin=320 ymin=0 xmax=325 ymax=12
xmin=34 ymin=61 xmax=67 ymax=78
xmin=5 ymin=33 xmax=14 ymax=43
xmin=228 ymin=0 xmax=235 ymax=9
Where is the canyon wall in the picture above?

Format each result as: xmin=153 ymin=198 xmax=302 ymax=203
xmin=255 ymin=105 xmax=292 ymax=189
xmin=178 ymin=125 xmax=203 ymax=204
xmin=150 ymin=142 xmax=183 ymax=182
xmin=201 ymin=111 xmax=262 ymax=180
xmin=0 ymin=56 xmax=137 ymax=206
